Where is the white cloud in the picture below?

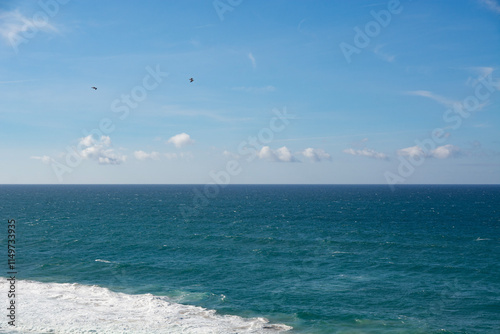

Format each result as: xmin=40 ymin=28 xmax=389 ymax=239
xmin=134 ymin=151 xmax=160 ymax=160
xmin=343 ymin=148 xmax=388 ymax=160
xmin=248 ymin=53 xmax=256 ymax=69
xmin=301 ymin=148 xmax=332 ymax=162
xmin=80 ymin=135 xmax=96 ymax=147
xmin=258 ymin=146 xmax=298 ymax=162
xmin=431 ymin=144 xmax=461 ymax=159
xmin=78 ymin=135 xmax=126 ymax=165
xmin=31 ymin=155 xmax=51 ymax=164
xmin=275 ymin=146 xmax=295 ymax=162
xmin=167 ymin=133 xmax=194 ymax=148
xmin=0 ymin=10 xmax=57 ymax=48
xmin=478 ymin=0 xmax=500 ymax=13
xmin=258 ymin=146 xmax=276 ymax=161
xmin=397 ymin=144 xmax=461 ymax=159
xmin=397 ymin=145 xmax=426 ymax=158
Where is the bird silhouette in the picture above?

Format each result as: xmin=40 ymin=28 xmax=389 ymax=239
xmin=189 ymin=78 xmax=194 ymax=83
xmin=91 ymin=87 xmax=97 ymax=90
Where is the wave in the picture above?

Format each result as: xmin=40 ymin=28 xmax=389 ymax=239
xmin=0 ymin=278 xmax=292 ymax=333
xmin=95 ymin=259 xmax=114 ymax=264
xmin=474 ymin=237 xmax=491 ymax=241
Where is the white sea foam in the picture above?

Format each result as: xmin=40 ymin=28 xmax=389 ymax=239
xmin=0 ymin=278 xmax=292 ymax=333
xmin=95 ymin=259 xmax=113 ymax=263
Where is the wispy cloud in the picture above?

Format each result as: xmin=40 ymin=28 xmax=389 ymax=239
xmin=343 ymin=137 xmax=388 ymax=161
xmin=469 ymin=66 xmax=495 ymax=77
xmin=343 ymin=148 xmax=389 ymax=160
xmin=478 ymin=0 xmax=500 ymax=13
xmin=0 ymin=79 xmax=38 ymax=84
xmin=134 ymin=150 xmax=194 ymax=161
xmin=297 ymin=18 xmax=307 ymax=32
xmin=373 ymin=44 xmax=396 ymax=62
xmin=223 ymin=150 xmax=240 ymax=159
xmin=465 ymin=67 xmax=499 ymax=87
xmin=407 ymin=89 xmax=489 ymax=112
xmin=31 ymin=155 xmax=51 ymax=164
xmin=134 ymin=151 xmax=160 ymax=160
xmin=232 ymin=85 xmax=276 ymax=93
xmin=248 ymin=52 xmax=256 ymax=69
xmin=406 ymin=90 xmax=458 ymax=108
xmin=161 ymin=105 xmax=251 ymax=122
xmin=164 ymin=152 xmax=194 ymax=160
xmin=0 ymin=10 xmax=58 ymax=48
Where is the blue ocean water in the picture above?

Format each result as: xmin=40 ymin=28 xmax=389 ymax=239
xmin=0 ymin=185 xmax=499 ymax=333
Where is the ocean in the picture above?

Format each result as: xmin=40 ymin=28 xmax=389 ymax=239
xmin=0 ymin=185 xmax=499 ymax=333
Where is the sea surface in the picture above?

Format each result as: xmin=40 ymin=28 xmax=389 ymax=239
xmin=0 ymin=185 xmax=499 ymax=333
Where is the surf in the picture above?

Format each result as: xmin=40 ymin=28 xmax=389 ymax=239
xmin=0 ymin=278 xmax=292 ymax=333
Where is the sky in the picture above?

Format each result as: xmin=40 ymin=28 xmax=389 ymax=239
xmin=0 ymin=0 xmax=499 ymax=184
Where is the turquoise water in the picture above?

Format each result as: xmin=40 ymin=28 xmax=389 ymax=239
xmin=1 ymin=185 xmax=499 ymax=333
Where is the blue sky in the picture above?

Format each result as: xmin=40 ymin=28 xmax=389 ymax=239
xmin=0 ymin=0 xmax=499 ymax=184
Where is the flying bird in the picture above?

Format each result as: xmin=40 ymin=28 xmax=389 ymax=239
xmin=91 ymin=87 xmax=97 ymax=90
xmin=189 ymin=78 xmax=194 ymax=83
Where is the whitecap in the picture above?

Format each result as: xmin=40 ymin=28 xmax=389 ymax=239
xmin=0 ymin=278 xmax=292 ymax=333
xmin=95 ymin=259 xmax=113 ymax=264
